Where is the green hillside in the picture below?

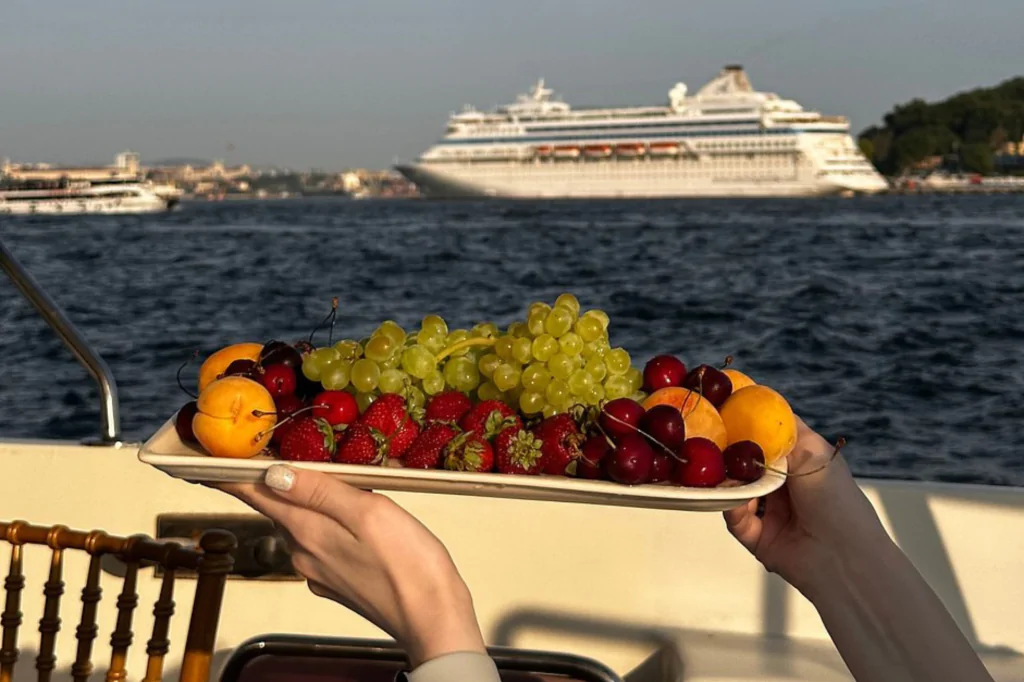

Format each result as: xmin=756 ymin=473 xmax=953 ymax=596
xmin=858 ymin=77 xmax=1024 ymax=175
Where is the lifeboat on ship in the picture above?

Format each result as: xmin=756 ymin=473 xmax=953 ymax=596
xmin=615 ymin=143 xmax=645 ymax=158
xmin=553 ymin=145 xmax=581 ymax=159
xmin=583 ymin=145 xmax=613 ymax=159
xmin=648 ymin=142 xmax=681 ymax=157
xmin=534 ymin=145 xmax=554 ymax=158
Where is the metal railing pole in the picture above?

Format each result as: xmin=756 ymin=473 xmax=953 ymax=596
xmin=0 ymin=235 xmax=122 ymax=444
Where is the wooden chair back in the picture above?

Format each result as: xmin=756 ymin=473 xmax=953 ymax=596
xmin=0 ymin=521 xmax=236 ymax=682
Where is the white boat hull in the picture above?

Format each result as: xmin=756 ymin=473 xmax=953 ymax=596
xmin=0 ymin=438 xmax=1021 ymax=681
xmin=0 ymin=194 xmax=170 ymax=215
xmin=397 ymin=157 xmax=888 ymax=199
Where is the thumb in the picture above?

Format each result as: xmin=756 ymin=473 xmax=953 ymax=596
xmin=263 ymin=464 xmax=369 ymax=529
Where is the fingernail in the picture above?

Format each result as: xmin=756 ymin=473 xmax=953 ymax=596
xmin=265 ymin=465 xmax=296 ymax=492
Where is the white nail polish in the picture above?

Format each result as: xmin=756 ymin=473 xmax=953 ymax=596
xmin=265 ymin=465 xmax=296 ymax=492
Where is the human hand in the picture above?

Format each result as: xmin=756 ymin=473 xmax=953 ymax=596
xmin=723 ymin=417 xmax=892 ymax=595
xmin=215 ymin=465 xmax=486 ymax=668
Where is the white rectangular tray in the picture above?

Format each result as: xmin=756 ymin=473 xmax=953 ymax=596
xmin=139 ymin=418 xmax=786 ymax=512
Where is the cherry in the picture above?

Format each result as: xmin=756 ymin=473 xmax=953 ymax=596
xmin=606 ymin=433 xmax=654 ymax=485
xmin=174 ymin=401 xmax=198 ymax=443
xmin=577 ymin=436 xmax=611 ymax=479
xmin=648 ymin=453 xmax=673 ymax=483
xmin=673 ymin=438 xmax=726 ymax=488
xmin=599 ymin=398 xmax=645 ymax=440
xmin=638 ymin=405 xmax=686 ymax=451
xmin=262 ymin=364 xmax=297 ymax=398
xmin=682 ymin=365 xmax=733 ymax=408
xmin=260 ymin=341 xmax=303 ymax=370
xmin=270 ymin=394 xmax=305 ymax=446
xmin=643 ymin=355 xmax=687 ymax=392
xmin=577 ymin=458 xmax=604 ymax=480
xmin=222 ymin=359 xmax=258 ymax=380
xmin=724 ymin=440 xmax=765 ymax=483
xmin=312 ymin=390 xmax=359 ymax=427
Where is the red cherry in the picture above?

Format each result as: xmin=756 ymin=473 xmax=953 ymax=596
xmin=577 ymin=436 xmax=611 ymax=479
xmin=643 ymin=355 xmax=687 ymax=392
xmin=312 ymin=391 xmax=359 ymax=427
xmin=174 ymin=401 xmax=198 ymax=443
xmin=682 ymin=364 xmax=733 ymax=409
xmin=724 ymin=441 xmax=766 ymax=483
xmin=606 ymin=433 xmax=654 ymax=485
xmin=222 ymin=359 xmax=257 ymax=380
xmin=261 ymin=363 xmax=297 ymax=398
xmin=270 ymin=394 xmax=305 ymax=446
xmin=638 ymin=405 xmax=686 ymax=451
xmin=648 ymin=452 xmax=674 ymax=483
xmin=674 ymin=438 xmax=726 ymax=487
xmin=599 ymin=398 xmax=645 ymax=440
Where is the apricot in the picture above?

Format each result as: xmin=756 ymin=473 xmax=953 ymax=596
xmin=642 ymin=387 xmax=728 ymax=451
xmin=723 ymin=368 xmax=756 ymax=392
xmin=198 ymin=343 xmax=264 ymax=392
xmin=718 ymin=385 xmax=797 ymax=465
xmin=192 ymin=376 xmax=277 ymax=458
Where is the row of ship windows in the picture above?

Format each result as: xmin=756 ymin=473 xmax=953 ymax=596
xmin=438 ymin=140 xmax=798 ymax=159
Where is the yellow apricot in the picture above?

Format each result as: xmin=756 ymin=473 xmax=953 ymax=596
xmin=719 ymin=385 xmax=797 ymax=465
xmin=723 ymin=368 xmax=756 ymax=392
xmin=642 ymin=387 xmax=728 ymax=450
xmin=192 ymin=376 xmax=276 ymax=459
xmin=197 ymin=343 xmax=264 ymax=392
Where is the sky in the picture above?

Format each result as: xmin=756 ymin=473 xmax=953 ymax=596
xmin=1 ymin=0 xmax=1022 ymax=170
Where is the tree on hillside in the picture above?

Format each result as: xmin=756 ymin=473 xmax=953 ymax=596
xmin=858 ymin=76 xmax=1024 ymax=175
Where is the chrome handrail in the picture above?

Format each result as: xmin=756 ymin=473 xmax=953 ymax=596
xmin=0 ymin=234 xmax=123 ymax=445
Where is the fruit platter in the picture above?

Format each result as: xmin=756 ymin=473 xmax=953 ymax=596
xmin=140 ymin=294 xmax=800 ymax=511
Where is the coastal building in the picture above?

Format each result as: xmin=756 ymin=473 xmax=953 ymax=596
xmin=2 ymin=150 xmax=141 ymax=183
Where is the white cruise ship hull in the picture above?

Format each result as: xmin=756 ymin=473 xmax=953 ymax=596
xmin=398 ymin=157 xmax=887 ymax=199
xmin=402 ymin=67 xmax=889 ymax=200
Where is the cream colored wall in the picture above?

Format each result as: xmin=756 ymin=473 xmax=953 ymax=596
xmin=0 ymin=439 xmax=1022 ymax=681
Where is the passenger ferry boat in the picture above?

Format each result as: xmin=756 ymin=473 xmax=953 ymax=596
xmin=0 ymin=179 xmax=175 ymax=215
xmin=397 ymin=66 xmax=889 ymax=199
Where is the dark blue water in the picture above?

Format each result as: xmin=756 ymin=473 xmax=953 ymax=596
xmin=2 ymin=197 xmax=1023 ymax=486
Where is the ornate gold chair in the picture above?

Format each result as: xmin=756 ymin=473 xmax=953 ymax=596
xmin=0 ymin=521 xmax=235 ymax=682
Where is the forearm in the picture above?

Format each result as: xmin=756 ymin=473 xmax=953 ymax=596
xmin=804 ymin=539 xmax=993 ymax=682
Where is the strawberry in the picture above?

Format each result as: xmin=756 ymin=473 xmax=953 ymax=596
xmin=279 ymin=416 xmax=335 ymax=463
xmin=359 ymin=394 xmax=408 ymax=436
xmin=443 ymin=432 xmax=494 ymax=473
xmin=458 ymin=400 xmax=522 ymax=439
xmin=387 ymin=416 xmax=420 ymax=459
xmin=531 ymin=414 xmax=584 ymax=476
xmin=494 ymin=426 xmax=544 ymax=475
xmin=424 ymin=391 xmax=473 ymax=424
xmin=334 ymin=423 xmax=384 ymax=465
xmin=404 ymin=423 xmax=459 ymax=469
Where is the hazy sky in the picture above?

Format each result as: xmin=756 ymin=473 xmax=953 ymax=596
xmin=1 ymin=0 xmax=1021 ymax=170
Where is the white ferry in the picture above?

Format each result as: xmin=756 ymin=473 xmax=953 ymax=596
xmin=397 ymin=66 xmax=889 ymax=199
xmin=0 ymin=180 xmax=175 ymax=215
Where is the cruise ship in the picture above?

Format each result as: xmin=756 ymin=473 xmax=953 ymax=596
xmin=396 ymin=66 xmax=889 ymax=199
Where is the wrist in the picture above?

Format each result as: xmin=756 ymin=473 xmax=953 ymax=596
xmin=796 ymin=531 xmax=900 ymax=604
xmin=404 ymin=579 xmax=486 ymax=668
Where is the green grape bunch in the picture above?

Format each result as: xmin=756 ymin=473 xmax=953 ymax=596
xmin=298 ymin=293 xmax=645 ymax=417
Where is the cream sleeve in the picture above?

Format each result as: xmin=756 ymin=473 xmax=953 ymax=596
xmin=404 ymin=651 xmax=501 ymax=682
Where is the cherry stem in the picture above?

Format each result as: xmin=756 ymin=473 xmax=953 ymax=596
xmin=252 ymin=404 xmax=320 ymax=440
xmin=757 ymin=436 xmax=846 ymax=478
xmin=719 ymin=355 xmax=734 ymax=370
xmin=176 ymin=351 xmax=200 ymax=399
xmin=308 ymin=298 xmax=340 ymax=347
xmin=598 ymin=407 xmax=689 ymax=465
